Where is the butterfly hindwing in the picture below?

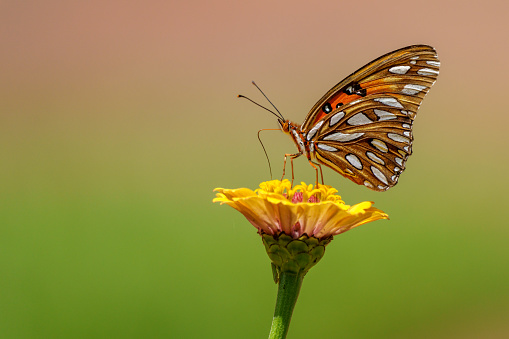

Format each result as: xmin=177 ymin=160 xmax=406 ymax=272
xmin=302 ymin=45 xmax=439 ymax=191
xmin=311 ymin=94 xmax=414 ymax=190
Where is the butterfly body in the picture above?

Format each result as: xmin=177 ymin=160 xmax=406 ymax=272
xmin=279 ymin=120 xmax=311 ymax=159
xmin=278 ymin=45 xmax=440 ymax=191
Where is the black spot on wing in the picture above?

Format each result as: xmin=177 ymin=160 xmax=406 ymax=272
xmin=322 ymin=102 xmax=332 ymax=113
xmin=343 ymin=82 xmax=367 ymax=97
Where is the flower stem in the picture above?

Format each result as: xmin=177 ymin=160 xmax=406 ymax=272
xmin=268 ymin=272 xmax=304 ymax=339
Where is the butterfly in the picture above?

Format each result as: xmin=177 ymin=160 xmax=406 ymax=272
xmin=259 ymin=45 xmax=439 ymax=191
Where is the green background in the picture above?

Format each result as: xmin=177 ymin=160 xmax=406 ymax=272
xmin=1 ymin=1 xmax=508 ymax=338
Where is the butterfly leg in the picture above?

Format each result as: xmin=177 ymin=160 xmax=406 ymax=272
xmin=308 ymin=160 xmax=324 ymax=186
xmin=281 ymin=152 xmax=302 ymax=185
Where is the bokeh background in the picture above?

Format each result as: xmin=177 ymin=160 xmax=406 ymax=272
xmin=1 ymin=1 xmax=508 ymax=338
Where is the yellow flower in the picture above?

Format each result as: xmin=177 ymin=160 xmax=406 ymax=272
xmin=214 ymin=180 xmax=390 ymax=336
xmin=213 ymin=179 xmax=388 ymax=240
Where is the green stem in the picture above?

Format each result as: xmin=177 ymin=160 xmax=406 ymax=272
xmin=268 ymin=272 xmax=304 ymax=339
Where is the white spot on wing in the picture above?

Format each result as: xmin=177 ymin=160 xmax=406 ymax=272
xmin=306 ymin=120 xmax=324 ymax=141
xmin=364 ymin=181 xmax=374 ymax=188
xmin=395 ymin=157 xmax=404 ymax=166
xmin=371 ymin=166 xmax=388 ymax=185
xmin=417 ymin=68 xmax=439 ymax=76
xmin=426 ymin=61 xmax=440 ymax=67
xmin=387 ymin=133 xmax=410 ymax=144
xmin=411 ymin=56 xmax=419 ymax=60
xmin=374 ymin=109 xmax=397 ymax=121
xmin=389 ymin=65 xmax=411 ymax=74
xmin=323 ymin=132 xmax=364 ymax=142
xmin=402 ymin=84 xmax=427 ymax=95
xmin=410 ymin=60 xmax=416 ymax=65
xmin=347 ymin=113 xmax=372 ymax=126
xmin=371 ymin=139 xmax=388 ymax=153
xmin=366 ymin=151 xmax=385 ymax=165
xmin=317 ymin=143 xmax=338 ymax=152
xmin=346 ymin=154 xmax=362 ymax=169
xmin=403 ymin=131 xmax=411 ymax=137
xmin=329 ymin=111 xmax=345 ymax=127
xmin=374 ymin=97 xmax=404 ymax=109
xmin=402 ymin=123 xmax=411 ymax=129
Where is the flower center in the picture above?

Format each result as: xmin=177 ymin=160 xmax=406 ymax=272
xmin=291 ymin=192 xmax=303 ymax=203
xmin=307 ymin=195 xmax=319 ymax=203
xmin=290 ymin=191 xmax=320 ymax=203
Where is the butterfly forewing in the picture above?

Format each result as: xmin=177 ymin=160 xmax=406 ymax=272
xmin=301 ymin=45 xmax=438 ymax=131
xmin=303 ymin=45 xmax=439 ymax=191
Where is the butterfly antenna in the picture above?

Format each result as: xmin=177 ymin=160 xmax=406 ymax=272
xmin=238 ymin=95 xmax=283 ymax=121
xmin=258 ymin=129 xmax=273 ymax=179
xmin=251 ymin=81 xmax=285 ymax=120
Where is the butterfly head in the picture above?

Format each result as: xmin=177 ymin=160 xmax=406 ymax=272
xmin=278 ymin=119 xmax=291 ymax=134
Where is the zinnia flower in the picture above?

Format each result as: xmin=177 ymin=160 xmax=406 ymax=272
xmin=213 ymin=180 xmax=388 ymax=339
xmin=214 ymin=179 xmax=388 ymax=240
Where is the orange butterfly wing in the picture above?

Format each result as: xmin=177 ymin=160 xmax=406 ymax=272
xmin=302 ymin=45 xmax=439 ymax=191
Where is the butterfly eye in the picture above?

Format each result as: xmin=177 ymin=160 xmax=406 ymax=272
xmin=322 ymin=103 xmax=332 ymax=114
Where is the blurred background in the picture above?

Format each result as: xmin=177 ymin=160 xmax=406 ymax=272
xmin=1 ymin=0 xmax=508 ymax=338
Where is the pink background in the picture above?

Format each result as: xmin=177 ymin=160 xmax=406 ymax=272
xmin=1 ymin=1 xmax=508 ymax=338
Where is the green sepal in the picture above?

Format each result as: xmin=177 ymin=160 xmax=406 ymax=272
xmin=262 ymin=233 xmax=332 ymax=283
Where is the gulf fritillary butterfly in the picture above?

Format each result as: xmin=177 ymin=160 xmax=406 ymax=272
xmin=252 ymin=45 xmax=439 ymax=192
